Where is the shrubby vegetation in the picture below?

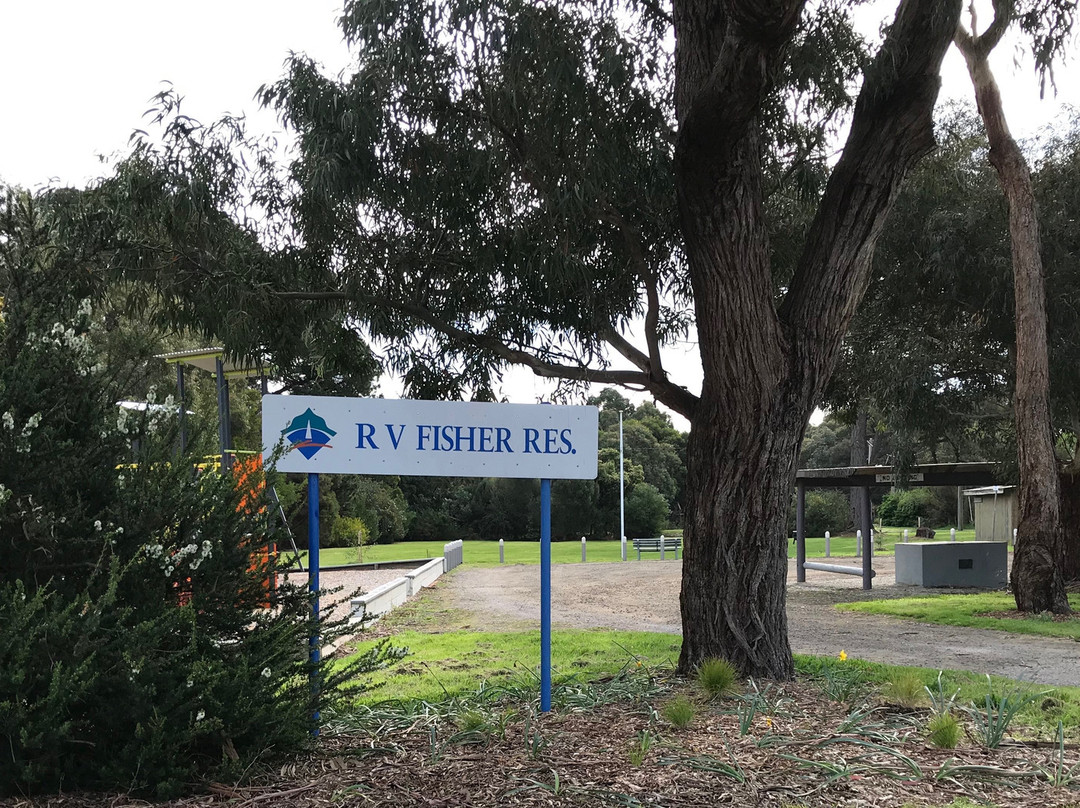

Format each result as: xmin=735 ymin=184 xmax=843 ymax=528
xmin=0 ymin=189 xmax=398 ymax=796
xmin=878 ymin=487 xmax=956 ymax=527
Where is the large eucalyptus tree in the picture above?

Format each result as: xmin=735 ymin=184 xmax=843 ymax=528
xmin=119 ymin=0 xmax=965 ymax=677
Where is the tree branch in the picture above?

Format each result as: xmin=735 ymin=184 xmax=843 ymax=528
xmin=601 ymin=326 xmax=651 ymax=372
xmin=780 ymin=0 xmax=963 ymax=396
xmin=272 ymin=289 xmax=700 ymax=417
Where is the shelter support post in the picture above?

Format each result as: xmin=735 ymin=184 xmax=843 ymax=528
xmin=796 ymin=481 xmax=806 ymax=583
xmin=860 ymin=485 xmax=873 ymax=590
xmin=540 ymin=479 xmax=552 ymax=712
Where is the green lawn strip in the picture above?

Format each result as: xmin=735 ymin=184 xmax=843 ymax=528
xmin=348 ymin=628 xmax=680 ymax=704
xmin=797 ymin=653 xmax=1080 ymax=738
xmin=341 ymin=628 xmax=1080 ymax=736
xmin=292 ymin=527 xmax=986 ymax=568
xmin=836 ymin=592 xmax=1080 ymax=640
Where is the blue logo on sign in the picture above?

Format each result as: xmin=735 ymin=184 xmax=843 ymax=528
xmin=283 ymin=408 xmax=337 ymax=460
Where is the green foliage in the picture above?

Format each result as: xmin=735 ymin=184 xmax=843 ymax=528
xmin=697 ymin=658 xmax=739 ymax=700
xmin=0 ymin=195 xmax=401 ymax=796
xmin=330 ymin=514 xmax=368 ymax=549
xmin=926 ymin=712 xmax=962 ymax=749
xmin=736 ymin=680 xmax=775 ymax=736
xmin=628 ymin=729 xmax=655 ymax=766
xmin=661 ymin=695 xmax=696 ymax=729
xmin=882 ymin=672 xmax=927 ymax=708
xmin=968 ymin=677 xmax=1048 ymax=750
xmin=624 ymin=483 xmax=670 ymax=538
xmin=878 ymin=488 xmax=954 ymax=527
xmin=799 ymin=416 xmax=854 ymax=470
xmin=815 ymin=661 xmax=869 ymax=705
xmin=801 ymin=490 xmax=850 ymax=536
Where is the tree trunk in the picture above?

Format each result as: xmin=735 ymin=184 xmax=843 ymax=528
xmin=956 ymin=25 xmax=1070 ymax=614
xmin=671 ymin=0 xmax=961 ymax=677
xmin=680 ymin=395 xmax=806 ymax=678
xmin=1059 ymin=470 xmax=1080 ymax=582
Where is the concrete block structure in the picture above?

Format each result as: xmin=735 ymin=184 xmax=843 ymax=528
xmin=895 ymin=541 xmax=1007 ymax=588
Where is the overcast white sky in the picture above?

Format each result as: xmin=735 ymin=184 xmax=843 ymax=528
xmin=1 ymin=1 xmax=1076 ymax=428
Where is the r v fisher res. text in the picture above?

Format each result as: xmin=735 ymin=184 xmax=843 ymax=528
xmin=355 ymin=423 xmax=579 ymax=455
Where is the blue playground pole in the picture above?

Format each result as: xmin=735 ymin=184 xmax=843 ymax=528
xmin=540 ymin=478 xmax=552 ymax=712
xmin=308 ymin=473 xmax=321 ymax=734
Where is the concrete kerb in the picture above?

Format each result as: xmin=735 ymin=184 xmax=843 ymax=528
xmin=349 ymin=556 xmax=449 ymax=623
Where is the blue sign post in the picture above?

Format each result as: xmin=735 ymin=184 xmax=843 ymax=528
xmin=539 ymin=478 xmax=552 ymax=712
xmin=308 ymin=472 xmax=321 ymax=735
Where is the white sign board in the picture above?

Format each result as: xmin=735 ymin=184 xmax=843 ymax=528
xmin=262 ymin=395 xmax=598 ymax=480
xmin=875 ymin=472 xmax=925 ymax=484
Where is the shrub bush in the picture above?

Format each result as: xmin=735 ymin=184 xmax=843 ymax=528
xmin=624 ymin=483 xmax=670 ymax=538
xmin=0 ymin=196 xmax=400 ymax=797
xmin=879 ymin=487 xmax=955 ymax=527
xmin=803 ymin=490 xmax=850 ymax=536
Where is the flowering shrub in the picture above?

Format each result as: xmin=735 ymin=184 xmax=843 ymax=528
xmin=0 ymin=189 xmax=401 ymax=796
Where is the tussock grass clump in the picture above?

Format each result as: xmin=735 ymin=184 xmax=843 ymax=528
xmin=927 ymin=712 xmax=962 ymax=749
xmin=883 ymin=672 xmax=926 ymax=707
xmin=662 ymin=694 xmax=696 ymax=728
xmin=697 ymin=657 xmax=739 ymax=699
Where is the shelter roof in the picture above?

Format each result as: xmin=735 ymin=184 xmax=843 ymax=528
xmin=963 ymin=485 xmax=1017 ymax=496
xmin=156 ymin=347 xmax=265 ymax=379
xmin=795 ymin=462 xmax=999 ymax=488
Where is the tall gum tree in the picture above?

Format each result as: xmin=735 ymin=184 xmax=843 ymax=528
xmin=954 ymin=0 xmax=1071 ymax=614
xmin=671 ymin=0 xmax=960 ymax=674
xmin=120 ymin=0 xmax=963 ymax=678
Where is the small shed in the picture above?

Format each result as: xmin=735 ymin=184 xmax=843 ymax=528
xmin=962 ymin=485 xmax=1017 ymax=543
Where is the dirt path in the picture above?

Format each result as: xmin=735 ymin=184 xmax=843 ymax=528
xmin=443 ymin=558 xmax=1080 ymax=687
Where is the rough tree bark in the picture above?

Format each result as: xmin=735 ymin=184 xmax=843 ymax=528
xmin=1059 ymin=470 xmax=1080 ymax=582
xmin=955 ymin=6 xmax=1070 ymax=614
xmin=672 ymin=0 xmax=962 ymax=676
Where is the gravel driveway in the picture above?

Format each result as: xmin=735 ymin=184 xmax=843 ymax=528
xmin=444 ymin=557 xmax=1080 ymax=687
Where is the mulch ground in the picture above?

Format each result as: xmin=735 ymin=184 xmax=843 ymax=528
xmin=9 ymin=678 xmax=1080 ymax=808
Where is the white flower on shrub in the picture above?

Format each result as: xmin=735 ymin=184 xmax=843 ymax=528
xmin=94 ymin=520 xmax=102 ymax=532
xmin=1 ymin=411 xmax=13 ymax=431
xmin=261 ymin=667 xmax=271 ymax=678
xmin=195 ymin=709 xmax=205 ymax=722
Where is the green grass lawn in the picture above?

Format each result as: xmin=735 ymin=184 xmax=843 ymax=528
xmin=837 ymin=592 xmax=1080 ymax=640
xmin=354 ymin=628 xmax=681 ymax=703
xmin=291 ymin=526 xmax=986 ymax=568
xmin=345 ymin=628 xmax=1080 ymax=735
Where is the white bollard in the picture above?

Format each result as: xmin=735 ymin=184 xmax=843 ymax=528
xmin=1012 ymin=527 xmax=1017 ymax=548
xmin=825 ymin=531 xmax=831 ymax=558
xmin=950 ymin=528 xmax=956 ymax=542
xmin=870 ymin=529 xmax=874 ymax=556
xmin=499 ymin=538 xmax=505 ymax=564
xmin=660 ymin=537 xmax=666 ymax=560
xmin=621 ymin=535 xmax=627 ymax=561
xmin=903 ymin=529 xmax=909 ymax=543
xmin=581 ymin=536 xmax=587 ymax=562
xmin=856 ymin=529 xmax=862 ymax=557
